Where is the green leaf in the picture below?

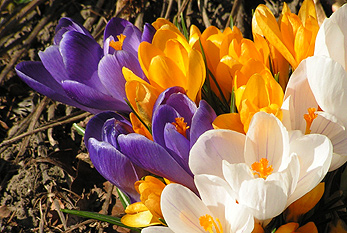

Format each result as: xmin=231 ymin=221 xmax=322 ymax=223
xmin=180 ymin=12 xmax=189 ymax=41
xmin=230 ymin=87 xmax=237 ymax=113
xmin=60 ymin=209 xmax=141 ymax=232
xmin=116 ymin=187 xmax=131 ymax=209
xmin=73 ymin=123 xmax=85 ymax=136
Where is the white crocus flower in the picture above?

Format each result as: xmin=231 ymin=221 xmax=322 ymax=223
xmin=282 ymin=59 xmax=347 ymax=170
xmin=142 ymin=175 xmax=254 ymax=233
xmin=189 ymin=112 xmax=332 ymax=222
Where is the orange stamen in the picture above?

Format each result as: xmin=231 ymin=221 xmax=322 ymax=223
xmin=304 ymin=107 xmax=317 ymax=134
xmin=199 ymin=214 xmax=223 ymax=233
xmin=171 ymin=117 xmax=189 ymax=138
xmin=251 ymin=158 xmax=273 ymax=179
xmin=109 ymin=34 xmax=127 ymax=50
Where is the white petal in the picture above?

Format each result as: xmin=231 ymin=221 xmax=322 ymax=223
xmin=306 ymin=56 xmax=347 ymax=127
xmin=142 ymin=226 xmax=174 ymax=233
xmin=283 ymin=61 xmax=318 ymax=132
xmin=189 ymin=129 xmax=246 ymax=177
xmin=287 ymin=134 xmax=332 ymax=205
xmin=314 ymin=17 xmax=346 ymax=69
xmin=222 ymin=161 xmax=254 ymax=201
xmin=224 ymin=201 xmax=254 ymax=233
xmin=238 ymin=178 xmax=288 ymax=221
xmin=244 ymin=112 xmax=290 ymax=172
xmin=194 ymin=174 xmax=233 ymax=228
xmin=161 ymin=184 xmax=211 ymax=233
xmin=311 ymin=112 xmax=347 ymax=170
xmin=267 ymin=154 xmax=300 ymax=199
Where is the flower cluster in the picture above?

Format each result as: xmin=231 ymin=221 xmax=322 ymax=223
xmin=16 ymin=1 xmax=347 ymax=232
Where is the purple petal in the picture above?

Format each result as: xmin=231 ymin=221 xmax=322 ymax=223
xmin=88 ymin=138 xmax=147 ymax=202
xmin=165 ymin=93 xmax=197 ymax=126
xmin=164 ymin=123 xmax=191 ymax=175
xmin=102 ymin=118 xmax=134 ymax=149
xmin=104 ymin=18 xmax=133 ymax=43
xmin=98 ymin=51 xmax=144 ymax=100
xmin=16 ymin=61 xmax=94 ymax=111
xmin=62 ymin=80 xmax=130 ymax=112
xmin=141 ymin=23 xmax=156 ymax=43
xmin=153 ymin=86 xmax=186 ymax=114
xmin=39 ymin=45 xmax=68 ymax=83
xmin=59 ymin=31 xmax=104 ymax=90
xmin=54 ymin=17 xmax=93 ymax=45
xmin=118 ymin=133 xmax=196 ymax=192
xmin=85 ymin=111 xmax=127 ymax=147
xmin=152 ymin=105 xmax=180 ymax=148
xmin=190 ymin=100 xmax=216 ymax=147
xmin=121 ymin=24 xmax=142 ymax=57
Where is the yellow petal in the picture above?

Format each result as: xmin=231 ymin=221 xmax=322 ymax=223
xmin=125 ymin=202 xmax=148 ymax=214
xmin=125 ymin=80 xmax=159 ymax=127
xmin=275 ymin=222 xmax=299 ymax=233
xmin=189 ymin=24 xmax=201 ymax=47
xmin=253 ymin=33 xmax=270 ymax=67
xmin=148 ymin=55 xmax=186 ymax=92
xmin=241 ymin=73 xmax=270 ymax=109
xmin=298 ymin=0 xmax=317 ymax=25
xmin=152 ymin=18 xmax=180 ymax=34
xmin=285 ymin=183 xmax=324 ymax=222
xmin=129 ymin=113 xmax=153 ymax=140
xmin=296 ymin=222 xmax=318 ymax=233
xmin=253 ymin=5 xmax=297 ymax=68
xmin=187 ymin=49 xmax=205 ymax=102
xmin=138 ymin=42 xmax=165 ymax=77
xmin=252 ymin=223 xmax=265 ymax=233
xmin=213 ymin=113 xmax=245 ymax=134
xmin=121 ymin=208 xmax=161 ymax=228
xmin=153 ymin=29 xmax=191 ymax=52
xmin=294 ymin=25 xmax=310 ymax=66
xmin=164 ymin=40 xmax=189 ymax=75
xmin=122 ymin=67 xmax=147 ymax=84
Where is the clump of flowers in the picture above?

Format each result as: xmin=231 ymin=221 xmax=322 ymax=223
xmin=16 ymin=1 xmax=347 ymax=232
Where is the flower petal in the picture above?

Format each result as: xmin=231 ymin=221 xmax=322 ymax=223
xmin=189 ymin=129 xmax=245 ymax=178
xmin=244 ymin=112 xmax=290 ymax=172
xmin=88 ymin=138 xmax=146 ymax=202
xmin=118 ymin=133 xmax=196 ymax=192
xmin=61 ymin=80 xmax=130 ymax=112
xmin=306 ymin=56 xmax=347 ymax=126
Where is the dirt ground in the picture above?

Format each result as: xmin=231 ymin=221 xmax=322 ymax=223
xmin=0 ymin=0 xmax=340 ymax=232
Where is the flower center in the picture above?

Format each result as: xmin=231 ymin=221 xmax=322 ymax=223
xmin=109 ymin=34 xmax=126 ymax=50
xmin=199 ymin=214 xmax=223 ymax=233
xmin=171 ymin=117 xmax=189 ymax=138
xmin=251 ymin=158 xmax=273 ymax=179
xmin=304 ymin=107 xmax=317 ymax=134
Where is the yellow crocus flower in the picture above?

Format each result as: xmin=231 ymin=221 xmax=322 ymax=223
xmin=121 ymin=176 xmax=166 ymax=228
xmin=252 ymin=0 xmax=319 ymax=70
xmin=137 ymin=21 xmax=205 ymax=103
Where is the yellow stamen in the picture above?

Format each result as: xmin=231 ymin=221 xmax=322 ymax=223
xmin=199 ymin=214 xmax=223 ymax=233
xmin=171 ymin=117 xmax=189 ymax=138
xmin=109 ymin=34 xmax=127 ymax=50
xmin=251 ymin=158 xmax=273 ymax=179
xmin=304 ymin=107 xmax=317 ymax=134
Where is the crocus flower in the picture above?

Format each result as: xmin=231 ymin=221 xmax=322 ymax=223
xmin=121 ymin=176 xmax=166 ymax=227
xmin=117 ymin=87 xmax=217 ymax=193
xmin=190 ymin=112 xmax=332 ymax=221
xmin=16 ymin=17 xmax=155 ymax=114
xmin=282 ymin=58 xmax=347 ymax=170
xmin=252 ymin=0 xmax=319 ymax=70
xmin=84 ymin=111 xmax=148 ymax=202
xmin=213 ymin=70 xmax=284 ymax=133
xmin=142 ymin=174 xmax=254 ymax=233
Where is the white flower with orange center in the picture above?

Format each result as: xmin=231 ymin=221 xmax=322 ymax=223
xmin=189 ymin=112 xmax=332 ymax=222
xmin=142 ymin=175 xmax=254 ymax=233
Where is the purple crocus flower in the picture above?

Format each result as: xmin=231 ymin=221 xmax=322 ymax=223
xmin=117 ymin=87 xmax=217 ymax=192
xmin=16 ymin=17 xmax=155 ymax=114
xmin=85 ymin=111 xmax=148 ymax=202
